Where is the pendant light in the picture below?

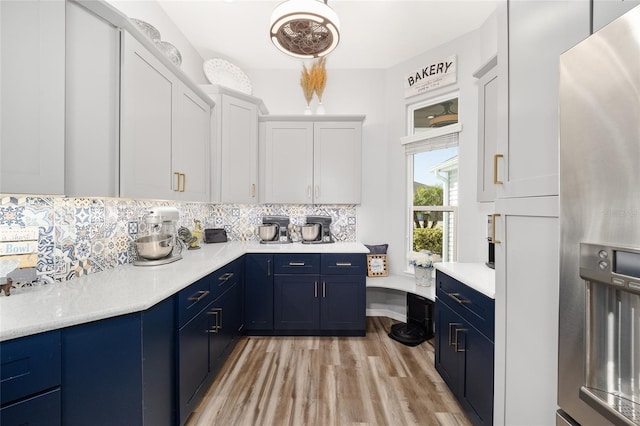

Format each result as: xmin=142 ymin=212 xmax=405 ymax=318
xmin=269 ymin=0 xmax=340 ymax=59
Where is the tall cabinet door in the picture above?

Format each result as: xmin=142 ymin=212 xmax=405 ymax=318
xmin=0 ymin=0 xmax=65 ymax=194
xmin=120 ymin=31 xmax=176 ymax=201
xmin=262 ymin=122 xmax=314 ymax=204
xmin=173 ymin=85 xmax=210 ymax=202
xmin=313 ymin=122 xmax=362 ymax=204
xmin=496 ymin=1 xmax=589 ymax=198
xmin=220 ymin=95 xmax=259 ymax=203
xmin=65 ymin=0 xmax=120 ymax=198
xmin=475 ymin=62 xmax=498 ymax=202
xmin=493 ymin=196 xmax=559 ymax=426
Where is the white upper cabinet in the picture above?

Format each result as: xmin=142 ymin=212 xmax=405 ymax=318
xmin=0 ymin=0 xmax=65 ymax=195
xmin=201 ymin=86 xmax=266 ymax=204
xmin=65 ymin=0 xmax=120 ymax=198
xmin=173 ymin=85 xmax=211 ymax=202
xmin=495 ymin=0 xmax=590 ymax=198
xmin=313 ymin=121 xmax=363 ymax=204
xmin=474 ymin=56 xmax=498 ymax=203
xmin=262 ymin=121 xmax=314 ymax=204
xmin=260 ymin=116 xmax=365 ymax=204
xmin=593 ymin=0 xmax=640 ymax=32
xmin=120 ymin=32 xmax=211 ymax=202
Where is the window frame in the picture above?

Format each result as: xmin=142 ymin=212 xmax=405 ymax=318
xmin=404 ymin=92 xmax=461 ymax=272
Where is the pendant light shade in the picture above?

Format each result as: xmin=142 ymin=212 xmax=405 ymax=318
xmin=270 ymin=0 xmax=340 ymax=59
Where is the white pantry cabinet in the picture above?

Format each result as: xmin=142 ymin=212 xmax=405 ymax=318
xmin=0 ymin=0 xmax=65 ymax=195
xmin=491 ymin=1 xmax=589 ymax=424
xmin=201 ymin=86 xmax=268 ymax=204
xmin=120 ymin=31 xmax=211 ymax=202
xmin=474 ymin=56 xmax=498 ymax=203
xmin=495 ymin=0 xmax=589 ymax=198
xmin=260 ymin=116 xmax=365 ymax=204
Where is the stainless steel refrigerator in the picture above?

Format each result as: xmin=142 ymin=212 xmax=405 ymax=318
xmin=559 ymin=5 xmax=640 ymax=426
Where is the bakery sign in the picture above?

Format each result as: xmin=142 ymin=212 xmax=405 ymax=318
xmin=404 ymin=55 xmax=456 ymax=98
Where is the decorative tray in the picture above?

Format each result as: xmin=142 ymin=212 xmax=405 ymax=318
xmin=203 ymin=58 xmax=252 ymax=95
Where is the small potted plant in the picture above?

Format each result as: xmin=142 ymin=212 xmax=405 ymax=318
xmin=408 ymin=251 xmax=441 ymax=286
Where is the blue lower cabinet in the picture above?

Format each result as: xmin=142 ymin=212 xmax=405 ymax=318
xmin=178 ymin=261 xmax=245 ymax=425
xmin=1 ymin=388 xmax=61 ymax=426
xmin=61 ymin=297 xmax=175 ymax=426
xmin=244 ymin=254 xmax=274 ymax=331
xmin=320 ymin=275 xmax=366 ymax=331
xmin=0 ymin=330 xmax=61 ymax=426
xmin=435 ymin=270 xmax=494 ymax=426
xmin=274 ymin=274 xmax=321 ymax=330
xmin=264 ymin=253 xmax=366 ymax=336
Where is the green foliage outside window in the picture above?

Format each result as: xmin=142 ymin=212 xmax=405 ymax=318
xmin=413 ymin=227 xmax=443 ymax=254
xmin=413 ymin=184 xmax=444 ymax=255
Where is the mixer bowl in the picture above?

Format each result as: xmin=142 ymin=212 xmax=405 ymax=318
xmin=258 ymin=224 xmax=277 ymax=241
xmin=301 ymin=224 xmax=320 ymax=241
xmin=136 ymin=234 xmax=174 ymax=260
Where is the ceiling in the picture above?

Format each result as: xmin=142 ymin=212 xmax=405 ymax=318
xmin=157 ymin=0 xmax=498 ymax=70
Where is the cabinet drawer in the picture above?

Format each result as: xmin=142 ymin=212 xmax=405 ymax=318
xmin=436 ymin=271 xmax=495 ymax=341
xmin=321 ymin=254 xmax=366 ymax=275
xmin=210 ymin=258 xmax=243 ymax=300
xmin=0 ymin=330 xmax=61 ymax=405
xmin=177 ymin=275 xmax=214 ymax=328
xmin=1 ymin=388 xmax=61 ymax=426
xmin=274 ymin=254 xmax=320 ymax=274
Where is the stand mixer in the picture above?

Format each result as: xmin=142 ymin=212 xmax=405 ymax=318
xmin=133 ymin=207 xmax=183 ymax=266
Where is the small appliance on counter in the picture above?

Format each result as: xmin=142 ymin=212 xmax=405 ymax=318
xmin=486 ymin=214 xmax=496 ymax=269
xmin=258 ymin=215 xmax=291 ymax=244
xmin=301 ymin=215 xmax=334 ymax=244
xmin=134 ymin=207 xmax=182 ymax=266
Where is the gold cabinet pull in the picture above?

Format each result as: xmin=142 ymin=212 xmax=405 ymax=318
xmin=491 ymin=213 xmax=501 ymax=244
xmin=315 ymin=185 xmax=319 ymax=199
xmin=493 ymin=154 xmax=504 ymax=184
xmin=173 ymin=172 xmax=180 ymax=191
xmin=181 ymin=173 xmax=186 ymax=192
xmin=251 ymin=183 xmax=256 ymax=198
xmin=454 ymin=328 xmax=467 ymax=352
xmin=307 ymin=185 xmax=312 ymax=199
xmin=289 ymin=262 xmax=305 ymax=266
xmin=335 ymin=262 xmax=352 ymax=267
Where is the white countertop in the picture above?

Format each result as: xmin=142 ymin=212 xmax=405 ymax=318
xmin=435 ymin=262 xmax=496 ymax=298
xmin=0 ymin=241 xmax=368 ymax=342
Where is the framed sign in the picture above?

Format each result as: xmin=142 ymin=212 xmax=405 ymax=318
xmin=404 ymin=55 xmax=457 ymax=98
xmin=367 ymin=254 xmax=388 ymax=277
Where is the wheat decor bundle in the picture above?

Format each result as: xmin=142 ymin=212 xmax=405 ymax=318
xmin=311 ymin=57 xmax=327 ymax=102
xmin=300 ymin=64 xmax=314 ymax=106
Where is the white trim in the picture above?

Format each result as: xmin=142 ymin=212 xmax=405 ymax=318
xmin=366 ymin=308 xmax=406 ymax=323
xmin=400 ymin=123 xmax=462 ymax=146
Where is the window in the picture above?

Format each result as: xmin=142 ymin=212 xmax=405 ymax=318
xmin=403 ymin=93 xmax=459 ymax=268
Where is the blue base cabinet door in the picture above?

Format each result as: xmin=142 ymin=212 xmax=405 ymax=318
xmin=435 ymin=301 xmax=463 ymax=398
xmin=274 ymin=274 xmax=320 ymax=330
xmin=320 ymin=275 xmax=365 ymax=331
xmin=1 ymin=388 xmax=61 ymax=426
xmin=244 ymin=254 xmax=274 ymax=330
xmin=463 ymin=323 xmax=494 ymax=425
xmin=61 ymin=298 xmax=175 ymax=426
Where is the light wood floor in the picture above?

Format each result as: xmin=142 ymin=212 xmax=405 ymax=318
xmin=186 ymin=317 xmax=471 ymax=426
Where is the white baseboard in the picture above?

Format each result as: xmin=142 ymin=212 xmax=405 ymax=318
xmin=366 ymin=308 xmax=406 ymax=322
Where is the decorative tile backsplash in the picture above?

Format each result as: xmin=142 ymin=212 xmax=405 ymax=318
xmin=0 ymin=195 xmax=356 ymax=288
